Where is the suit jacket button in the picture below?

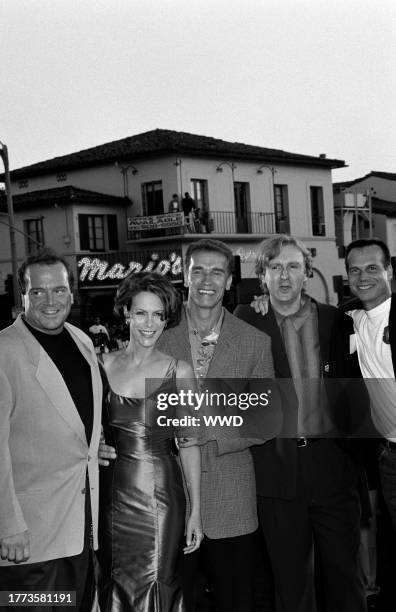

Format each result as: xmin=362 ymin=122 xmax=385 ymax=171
xmin=81 ymin=488 xmax=86 ymax=494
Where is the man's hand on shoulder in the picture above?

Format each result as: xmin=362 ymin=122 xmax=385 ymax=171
xmin=0 ymin=530 xmax=30 ymax=563
xmin=250 ymin=294 xmax=269 ymax=315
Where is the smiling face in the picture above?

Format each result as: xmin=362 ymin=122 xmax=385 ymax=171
xmin=263 ymin=244 xmax=307 ymax=312
xmin=347 ymin=245 xmax=392 ymax=310
xmin=186 ymin=250 xmax=232 ymax=313
xmin=23 ymin=262 xmax=73 ymax=334
xmin=127 ymin=291 xmax=167 ymax=348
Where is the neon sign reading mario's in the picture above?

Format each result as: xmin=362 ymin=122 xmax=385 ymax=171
xmin=78 ymin=252 xmax=183 ymax=284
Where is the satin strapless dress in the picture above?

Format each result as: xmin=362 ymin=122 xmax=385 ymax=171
xmin=98 ymin=360 xmax=186 ymax=612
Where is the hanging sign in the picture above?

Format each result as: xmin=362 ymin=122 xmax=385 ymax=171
xmin=127 ymin=212 xmax=185 ymax=231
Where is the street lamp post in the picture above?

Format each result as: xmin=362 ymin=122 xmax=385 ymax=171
xmin=114 ymin=162 xmax=138 ymax=198
xmin=216 ymin=161 xmax=238 ymax=231
xmin=0 ymin=142 xmax=19 ymax=307
xmin=257 ymin=165 xmax=277 ymax=229
xmin=216 ymin=161 xmax=237 ymax=203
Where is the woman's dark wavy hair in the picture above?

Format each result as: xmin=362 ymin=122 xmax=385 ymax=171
xmin=114 ymin=272 xmax=182 ymax=329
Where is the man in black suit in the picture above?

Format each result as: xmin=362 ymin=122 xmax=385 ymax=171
xmin=235 ymin=234 xmax=366 ymax=612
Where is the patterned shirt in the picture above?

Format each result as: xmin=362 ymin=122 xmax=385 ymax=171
xmin=186 ymin=306 xmax=224 ymax=389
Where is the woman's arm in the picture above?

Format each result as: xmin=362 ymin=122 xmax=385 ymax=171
xmin=175 ymin=360 xmax=203 ymax=554
xmin=179 ymin=444 xmax=202 ymax=553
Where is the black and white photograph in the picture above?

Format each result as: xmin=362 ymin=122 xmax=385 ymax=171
xmin=1 ymin=1 xmax=395 ymax=610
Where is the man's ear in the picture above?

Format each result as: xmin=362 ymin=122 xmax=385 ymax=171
xmin=21 ymin=293 xmax=27 ymax=309
xmin=226 ymin=275 xmax=232 ymax=291
xmin=387 ymin=264 xmax=393 ymax=282
xmin=70 ymin=294 xmax=74 ymax=305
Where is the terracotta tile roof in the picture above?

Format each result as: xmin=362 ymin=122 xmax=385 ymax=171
xmin=368 ymin=171 xmax=396 ymax=181
xmin=334 ymin=171 xmax=396 ymax=191
xmin=333 ymin=179 xmax=358 ymax=193
xmin=6 ymin=129 xmax=345 ymax=179
xmin=371 ymin=197 xmax=396 ymax=216
xmin=0 ymin=185 xmax=128 ymax=212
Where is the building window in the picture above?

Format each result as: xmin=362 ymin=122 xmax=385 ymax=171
xmin=18 ymin=180 xmax=29 ymax=189
xmin=56 ymin=172 xmax=67 ymax=182
xmin=78 ymin=214 xmax=118 ymax=251
xmin=142 ymin=181 xmax=163 ymax=216
xmin=79 ymin=215 xmax=104 ymax=251
xmin=310 ymin=186 xmax=325 ymax=236
xmin=24 ymin=218 xmax=44 ymax=255
xmin=190 ymin=179 xmax=208 ymax=214
xmin=274 ymin=185 xmax=290 ymax=233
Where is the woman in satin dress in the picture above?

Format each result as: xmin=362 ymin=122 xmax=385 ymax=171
xmin=97 ymin=272 xmax=202 ymax=612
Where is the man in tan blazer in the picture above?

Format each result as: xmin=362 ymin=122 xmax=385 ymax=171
xmin=0 ymin=249 xmax=102 ymax=611
xmin=158 ymin=239 xmax=277 ymax=612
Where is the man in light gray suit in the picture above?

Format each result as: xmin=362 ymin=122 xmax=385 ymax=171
xmin=158 ymin=239 xmax=277 ymax=612
xmin=0 ymin=249 xmax=102 ymax=612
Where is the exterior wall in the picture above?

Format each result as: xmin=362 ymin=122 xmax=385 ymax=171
xmin=348 ymin=176 xmax=396 ymax=203
xmin=0 ymin=202 xmax=128 ymax=292
xmin=12 ymin=164 xmax=126 ymax=199
xmin=175 ymin=158 xmax=335 ymax=238
xmin=71 ymin=203 xmax=128 ymax=252
xmin=385 ymin=217 xmax=396 ymax=256
xmin=11 ymin=158 xmax=180 ymax=214
xmin=11 ymin=157 xmax=336 ymax=238
xmin=0 ymin=204 xmax=76 ymax=297
xmin=279 ymin=166 xmax=335 ymax=238
xmin=334 ymin=176 xmax=396 ymax=257
xmin=0 ymin=205 xmax=67 ymax=266
xmin=2 ymin=154 xmax=339 ymax=304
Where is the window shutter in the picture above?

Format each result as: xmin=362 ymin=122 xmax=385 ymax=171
xmin=107 ymin=215 xmax=119 ymax=250
xmin=79 ymin=215 xmax=90 ymax=250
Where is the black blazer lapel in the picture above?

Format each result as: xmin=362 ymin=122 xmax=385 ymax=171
xmin=316 ymin=302 xmax=333 ymax=373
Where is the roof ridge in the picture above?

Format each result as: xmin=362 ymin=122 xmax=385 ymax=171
xmin=7 ymin=128 xmax=345 ymax=179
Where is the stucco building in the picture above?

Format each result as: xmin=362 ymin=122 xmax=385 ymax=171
xmin=1 ymin=129 xmax=345 ymax=325
xmin=334 ymin=172 xmax=396 ymax=254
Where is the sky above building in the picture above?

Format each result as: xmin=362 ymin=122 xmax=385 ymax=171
xmin=1 ymin=0 xmax=395 ymax=182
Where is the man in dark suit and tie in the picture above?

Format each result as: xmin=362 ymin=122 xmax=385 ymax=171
xmin=235 ymin=234 xmax=366 ymax=612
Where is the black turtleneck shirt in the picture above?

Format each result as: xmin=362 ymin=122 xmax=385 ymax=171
xmin=23 ymin=318 xmax=94 ymax=444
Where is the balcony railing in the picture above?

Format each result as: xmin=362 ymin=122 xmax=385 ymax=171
xmin=127 ymin=210 xmax=276 ymax=240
